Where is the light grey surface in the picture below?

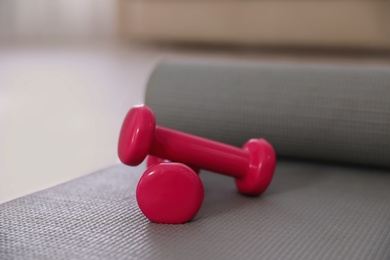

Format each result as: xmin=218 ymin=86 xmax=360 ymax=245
xmin=1 ymin=162 xmax=389 ymax=260
xmin=145 ymin=59 xmax=390 ymax=168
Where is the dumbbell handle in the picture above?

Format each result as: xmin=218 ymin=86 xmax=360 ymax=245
xmin=150 ymin=126 xmax=247 ymax=179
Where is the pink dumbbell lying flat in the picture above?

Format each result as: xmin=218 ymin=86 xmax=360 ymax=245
xmin=146 ymin=155 xmax=170 ymax=168
xmin=118 ymin=104 xmax=276 ymax=196
xmin=147 ymin=155 xmax=200 ymax=174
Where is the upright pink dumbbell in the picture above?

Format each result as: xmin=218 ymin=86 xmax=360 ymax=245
xmin=118 ymin=105 xmax=276 ymax=196
xmin=136 ymin=162 xmax=204 ymax=224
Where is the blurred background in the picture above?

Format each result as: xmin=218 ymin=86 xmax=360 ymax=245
xmin=1 ymin=0 xmax=389 ymax=203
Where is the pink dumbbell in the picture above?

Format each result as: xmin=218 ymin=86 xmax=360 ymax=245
xmin=146 ymin=155 xmax=170 ymax=167
xmin=118 ymin=104 xmax=276 ymax=196
xmin=147 ymin=155 xmax=200 ymax=174
xmin=136 ymin=162 xmax=204 ymax=224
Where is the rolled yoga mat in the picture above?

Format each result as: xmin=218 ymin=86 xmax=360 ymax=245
xmin=145 ymin=59 xmax=390 ymax=168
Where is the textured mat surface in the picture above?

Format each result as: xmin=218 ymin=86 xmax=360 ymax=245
xmin=145 ymin=59 xmax=390 ymax=168
xmin=1 ymin=162 xmax=389 ymax=260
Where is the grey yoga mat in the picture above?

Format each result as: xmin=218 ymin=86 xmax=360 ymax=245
xmin=145 ymin=59 xmax=390 ymax=168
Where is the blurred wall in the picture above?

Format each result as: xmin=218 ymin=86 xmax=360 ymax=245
xmin=0 ymin=0 xmax=119 ymax=44
xmin=120 ymin=0 xmax=390 ymax=49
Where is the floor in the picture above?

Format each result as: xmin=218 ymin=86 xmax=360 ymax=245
xmin=0 ymin=0 xmax=136 ymax=203
xmin=0 ymin=44 xmax=154 ymax=203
